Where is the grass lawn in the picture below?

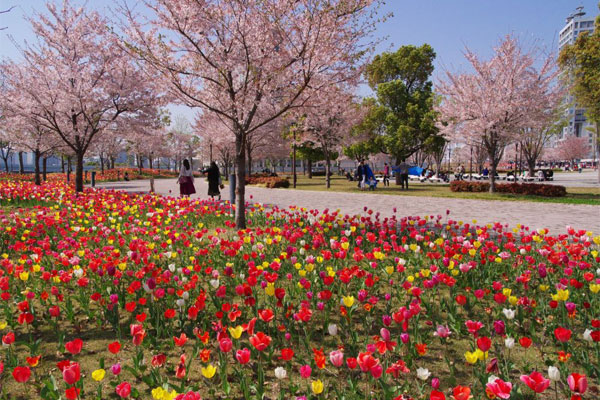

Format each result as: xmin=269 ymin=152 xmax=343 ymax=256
xmin=276 ymin=175 xmax=600 ymax=205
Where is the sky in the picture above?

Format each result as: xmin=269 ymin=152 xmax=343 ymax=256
xmin=1 ymin=0 xmax=598 ymax=123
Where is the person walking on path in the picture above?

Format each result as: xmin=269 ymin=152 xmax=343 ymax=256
xmin=204 ymin=161 xmax=222 ymax=200
xmin=355 ymin=160 xmax=365 ymax=190
xmin=383 ymin=162 xmax=390 ymax=187
xmin=177 ymin=159 xmax=196 ymax=197
xmin=398 ymin=159 xmax=409 ymax=190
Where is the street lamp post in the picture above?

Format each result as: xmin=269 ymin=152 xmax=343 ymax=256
xmin=469 ymin=145 xmax=473 ymax=180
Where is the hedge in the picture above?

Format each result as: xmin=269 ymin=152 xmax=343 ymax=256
xmin=246 ymin=176 xmax=290 ymax=188
xmin=450 ymin=181 xmax=566 ymax=197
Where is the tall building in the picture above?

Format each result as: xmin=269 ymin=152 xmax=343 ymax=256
xmin=558 ymin=6 xmax=596 ymax=158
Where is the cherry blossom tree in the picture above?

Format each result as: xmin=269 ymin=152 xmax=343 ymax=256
xmin=298 ymin=86 xmax=363 ymax=188
xmin=123 ymin=0 xmax=382 ymax=227
xmin=556 ymin=135 xmax=590 ymax=165
xmin=437 ymin=36 xmax=560 ymax=192
xmin=2 ymin=1 xmax=164 ymax=192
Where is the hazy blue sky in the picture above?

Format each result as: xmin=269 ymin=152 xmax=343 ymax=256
xmin=1 ymin=0 xmax=598 ymax=122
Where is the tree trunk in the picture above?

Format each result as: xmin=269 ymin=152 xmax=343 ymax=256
xmin=1 ymin=155 xmax=8 ymax=172
xmin=246 ymin=146 xmax=252 ymax=176
xmin=18 ymin=152 xmax=24 ymax=174
xmin=34 ymin=150 xmax=41 ymax=185
xmin=61 ymin=156 xmax=65 ymax=173
xmin=42 ymin=156 xmax=48 ymax=182
xmin=149 ymin=156 xmax=153 ymax=170
xmin=75 ymin=152 xmax=84 ymax=192
xmin=307 ymin=160 xmax=313 ymax=179
xmin=100 ymin=153 xmax=105 ymax=173
xmin=67 ymin=157 xmax=72 ymax=173
xmin=527 ymin=158 xmax=536 ymax=178
xmin=235 ymin=134 xmax=247 ymax=229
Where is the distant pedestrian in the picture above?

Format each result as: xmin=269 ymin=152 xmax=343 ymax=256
xmin=177 ymin=159 xmax=196 ymax=197
xmin=204 ymin=161 xmax=222 ymax=200
xmin=398 ymin=159 xmax=409 ymax=190
xmin=383 ymin=162 xmax=390 ymax=187
xmin=355 ymin=160 xmax=365 ymax=189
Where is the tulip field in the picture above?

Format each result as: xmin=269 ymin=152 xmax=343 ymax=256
xmin=0 ymin=181 xmax=598 ymax=400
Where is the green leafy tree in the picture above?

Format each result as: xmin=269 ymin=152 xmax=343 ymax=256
xmin=362 ymin=45 xmax=440 ymax=183
xmin=295 ymin=141 xmax=338 ymax=179
xmin=559 ymin=2 xmax=600 ymax=182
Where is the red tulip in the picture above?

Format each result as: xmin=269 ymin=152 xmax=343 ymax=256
xmin=477 ymin=336 xmax=492 ymax=352
xmin=12 ymin=366 xmax=31 ymax=383
xmin=219 ymin=337 xmax=232 ymax=353
xmin=173 ymin=333 xmax=188 ymax=347
xmin=116 ymin=381 xmax=131 ymax=398
xmin=452 ymin=386 xmax=472 ymax=400
xmin=567 ymin=373 xmax=587 ymax=394
xmin=258 ymin=308 xmax=274 ymax=322
xmin=65 ymin=387 xmax=80 ymax=400
xmin=130 ymin=324 xmax=146 ymax=346
xmin=108 ymin=341 xmax=121 ymax=354
xmin=62 ymin=362 xmax=81 ymax=385
xmin=65 ymin=338 xmax=83 ymax=355
xmin=520 ymin=371 xmax=550 ymax=393
xmin=430 ymin=390 xmax=446 ymax=400
xmin=519 ymin=337 xmax=532 ymax=348
xmin=486 ymin=378 xmax=512 ymax=399
xmin=279 ymin=348 xmax=294 ymax=361
xmin=554 ymin=327 xmax=572 ymax=343
xmin=235 ymin=348 xmax=251 ymax=364
xmin=249 ymin=331 xmax=271 ymax=351
xmin=151 ymin=354 xmax=166 ymax=367
xmin=2 ymin=332 xmax=15 ymax=346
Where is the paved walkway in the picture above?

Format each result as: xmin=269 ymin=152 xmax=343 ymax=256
xmin=94 ymin=178 xmax=600 ymax=234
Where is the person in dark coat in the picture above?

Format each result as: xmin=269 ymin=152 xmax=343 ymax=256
xmin=205 ymin=161 xmax=222 ymax=200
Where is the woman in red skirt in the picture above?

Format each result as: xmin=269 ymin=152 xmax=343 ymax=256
xmin=177 ymin=159 xmax=196 ymax=197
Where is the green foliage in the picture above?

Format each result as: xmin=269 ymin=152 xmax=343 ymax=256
xmin=558 ymin=3 xmax=600 ymax=126
xmin=360 ymin=45 xmax=441 ymax=162
xmin=294 ymin=141 xmax=338 ymax=162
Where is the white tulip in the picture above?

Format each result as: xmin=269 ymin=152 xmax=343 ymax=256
xmin=504 ymin=337 xmax=515 ymax=349
xmin=416 ymin=367 xmax=430 ymax=380
xmin=583 ymin=329 xmax=593 ymax=342
xmin=274 ymin=367 xmax=287 ymax=380
xmin=210 ymin=279 xmax=220 ymax=288
xmin=487 ymin=375 xmax=499 ymax=384
xmin=328 ymin=324 xmax=338 ymax=336
xmin=502 ymin=308 xmax=515 ymax=320
xmin=548 ymin=366 xmax=560 ymax=381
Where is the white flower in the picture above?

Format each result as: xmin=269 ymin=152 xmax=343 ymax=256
xmin=182 ymin=291 xmax=189 ymax=300
xmin=328 ymin=324 xmax=338 ymax=336
xmin=209 ymin=279 xmax=220 ymax=288
xmin=398 ymin=258 xmax=406 ymax=266
xmin=502 ymin=308 xmax=515 ymax=320
xmin=487 ymin=375 xmax=499 ymax=384
xmin=168 ymin=263 xmax=176 ymax=272
xmin=176 ymin=299 xmax=185 ymax=309
xmin=504 ymin=337 xmax=515 ymax=349
xmin=73 ymin=268 xmax=83 ymax=278
xmin=548 ymin=366 xmax=560 ymax=381
xmin=583 ymin=329 xmax=593 ymax=342
xmin=274 ymin=367 xmax=287 ymax=380
xmin=416 ymin=367 xmax=430 ymax=381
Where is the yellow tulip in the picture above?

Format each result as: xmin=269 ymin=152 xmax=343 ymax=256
xmin=91 ymin=369 xmax=105 ymax=381
xmin=342 ymin=296 xmax=355 ymax=308
xmin=229 ymin=325 xmax=243 ymax=339
xmin=464 ymin=351 xmax=478 ymax=364
xmin=201 ymin=364 xmax=217 ymax=379
xmin=152 ymin=387 xmax=165 ymax=399
xmin=590 ymin=283 xmax=600 ymax=294
xmin=311 ymin=379 xmax=324 ymax=395
xmin=0 ymin=321 xmax=7 ymax=330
